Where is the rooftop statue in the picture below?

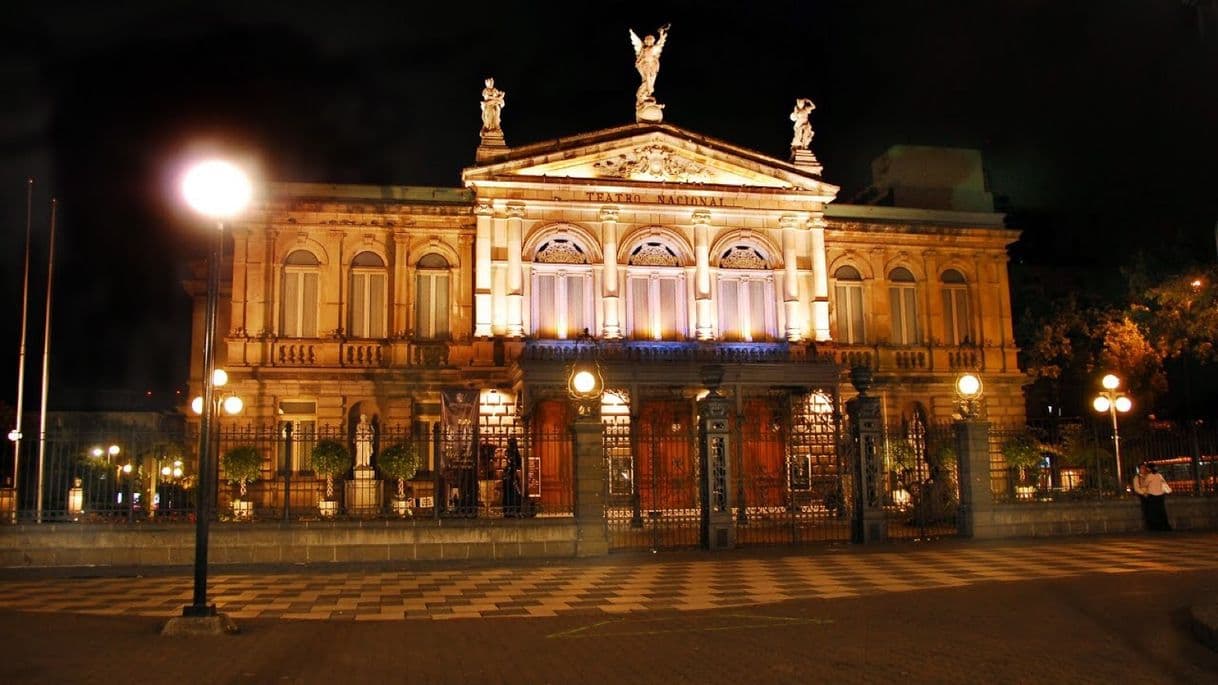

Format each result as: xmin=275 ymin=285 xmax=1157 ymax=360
xmin=630 ymin=24 xmax=670 ymax=105
xmin=790 ymin=98 xmax=816 ymax=150
xmin=480 ymin=77 xmax=505 ymax=133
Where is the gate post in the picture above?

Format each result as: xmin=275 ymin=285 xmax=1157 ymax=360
xmin=698 ymin=365 xmax=734 ymax=550
xmin=847 ymin=366 xmax=886 ymax=543
xmin=571 ymin=411 xmax=609 ymax=557
xmin=955 ymin=419 xmax=993 ymax=538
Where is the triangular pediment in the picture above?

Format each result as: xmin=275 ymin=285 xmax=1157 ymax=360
xmin=463 ymin=123 xmax=838 ymax=197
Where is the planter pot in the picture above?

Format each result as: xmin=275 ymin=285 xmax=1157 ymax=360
xmin=318 ymin=500 xmax=338 ymax=518
xmin=392 ymin=498 xmax=412 ymax=517
xmin=231 ymin=499 xmax=254 ymax=521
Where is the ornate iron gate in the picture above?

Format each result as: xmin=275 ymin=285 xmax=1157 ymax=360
xmin=732 ymin=391 xmax=852 ymax=546
xmin=606 ymin=399 xmax=701 ymax=550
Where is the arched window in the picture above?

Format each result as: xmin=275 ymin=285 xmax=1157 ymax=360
xmin=281 ymin=250 xmax=320 ymax=338
xmin=716 ymin=245 xmax=775 ymax=341
xmin=833 ymin=265 xmax=865 ymax=344
xmin=888 ymin=267 xmax=920 ymax=345
xmin=348 ymin=251 xmax=386 ymax=338
xmin=627 ymin=241 xmax=686 ymax=340
xmin=531 ymin=238 xmax=593 ymax=339
xmin=941 ymin=269 xmax=972 ymax=345
xmin=415 ymin=253 xmax=450 ymax=340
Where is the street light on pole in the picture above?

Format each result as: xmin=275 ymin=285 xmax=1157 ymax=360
xmin=1092 ymin=373 xmax=1132 ymax=490
xmin=171 ymin=158 xmax=250 ymax=630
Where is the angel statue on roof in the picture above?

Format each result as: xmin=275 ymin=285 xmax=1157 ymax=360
xmin=630 ymin=23 xmax=671 ymax=106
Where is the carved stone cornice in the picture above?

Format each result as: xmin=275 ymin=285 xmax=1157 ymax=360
xmin=505 ymin=203 xmax=526 ymax=219
xmin=691 ymin=210 xmax=712 ymax=226
xmin=474 ymin=200 xmax=494 ymax=216
xmin=779 ymin=215 xmax=800 ymax=230
xmin=599 ymin=207 xmax=620 ymax=222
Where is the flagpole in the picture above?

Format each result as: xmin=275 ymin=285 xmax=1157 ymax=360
xmin=35 ymin=198 xmax=57 ymax=521
xmin=9 ymin=178 xmax=33 ymax=516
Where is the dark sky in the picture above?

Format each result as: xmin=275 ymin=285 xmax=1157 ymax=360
xmin=1 ymin=0 xmax=1216 ymax=410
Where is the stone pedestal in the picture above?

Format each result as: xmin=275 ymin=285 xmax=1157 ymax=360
xmin=345 ymin=466 xmax=382 ymax=515
xmin=846 ymin=385 xmax=887 ymax=544
xmin=476 ymin=130 xmax=508 ymax=162
xmin=698 ymin=389 xmax=735 ymax=550
xmin=790 ymin=148 xmax=822 ymax=174
xmin=572 ymin=415 xmax=609 ymax=557
xmin=635 ymin=99 xmax=664 ymax=123
xmin=955 ymin=420 xmax=994 ymax=538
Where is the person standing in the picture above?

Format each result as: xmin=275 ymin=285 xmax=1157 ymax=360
xmin=502 ymin=437 xmax=522 ymax=517
xmin=1132 ymin=462 xmax=1173 ymax=531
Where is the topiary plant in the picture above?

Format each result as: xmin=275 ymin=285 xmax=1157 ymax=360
xmin=378 ymin=442 xmax=421 ymax=501
xmin=311 ymin=439 xmax=352 ymax=501
xmin=221 ymin=445 xmax=262 ymax=498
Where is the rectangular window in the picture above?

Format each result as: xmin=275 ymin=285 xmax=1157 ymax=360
xmin=834 ymin=283 xmax=865 ymax=344
xmin=415 ymin=272 xmax=449 ymax=339
xmin=628 ymin=273 xmax=686 ymax=340
xmin=718 ymin=276 xmax=773 ymax=342
xmin=889 ymin=285 xmax=919 ymax=345
xmin=942 ymin=287 xmax=971 ymax=345
xmin=531 ymin=270 xmax=591 ymax=339
xmin=350 ymin=271 xmax=386 ymax=338
xmin=278 ymin=400 xmax=317 ymax=473
xmin=282 ymin=270 xmax=319 ymax=338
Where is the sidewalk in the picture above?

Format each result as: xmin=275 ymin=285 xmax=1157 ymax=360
xmin=1 ymin=533 xmax=1216 ymax=683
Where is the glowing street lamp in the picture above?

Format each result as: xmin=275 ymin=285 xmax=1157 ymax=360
xmin=955 ymin=372 xmax=983 ymax=419
xmin=178 ymin=158 xmax=251 ymax=623
xmin=1092 ymin=373 xmax=1132 ymax=488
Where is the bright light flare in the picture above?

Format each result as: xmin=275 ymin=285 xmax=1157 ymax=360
xmin=1093 ymin=396 xmax=1111 ymax=413
xmin=191 ymin=396 xmax=204 ymax=415
xmin=212 ymin=368 xmax=228 ymax=387
xmin=955 ymin=373 xmax=982 ymax=398
xmin=222 ymin=395 xmax=244 ymax=415
xmin=1101 ymin=374 xmax=1120 ymax=391
xmin=571 ymin=370 xmax=597 ymax=395
xmin=181 ymin=159 xmax=252 ymax=219
xmin=1114 ymin=396 xmax=1132 ymax=413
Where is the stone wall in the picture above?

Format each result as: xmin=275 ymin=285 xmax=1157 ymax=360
xmin=0 ymin=519 xmax=578 ymax=569
xmin=971 ymin=497 xmax=1218 ymax=539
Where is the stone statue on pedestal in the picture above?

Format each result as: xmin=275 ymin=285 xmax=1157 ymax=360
xmin=790 ymin=98 xmax=815 ymax=150
xmin=630 ymin=24 xmax=670 ymax=122
xmin=354 ymin=414 xmax=374 ymax=469
xmin=480 ymin=77 xmax=505 ymax=134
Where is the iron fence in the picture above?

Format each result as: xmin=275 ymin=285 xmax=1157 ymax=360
xmin=988 ymin=421 xmax=1218 ymax=503
xmin=878 ymin=421 xmax=960 ymax=540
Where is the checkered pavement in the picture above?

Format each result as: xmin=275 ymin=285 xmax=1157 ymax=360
xmin=0 ymin=535 xmax=1212 ymax=622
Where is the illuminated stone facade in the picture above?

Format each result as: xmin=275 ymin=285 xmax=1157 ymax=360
xmin=185 ymin=122 xmax=1022 ymax=473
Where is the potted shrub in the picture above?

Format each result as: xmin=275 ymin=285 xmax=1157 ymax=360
xmin=1001 ymin=432 xmax=1044 ymax=499
xmin=221 ymin=446 xmax=262 ymax=520
xmin=311 ymin=439 xmax=352 ymax=517
xmin=378 ymin=442 xmax=421 ymax=516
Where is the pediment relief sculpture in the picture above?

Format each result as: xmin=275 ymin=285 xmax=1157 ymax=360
xmin=592 ymin=145 xmax=715 ymax=183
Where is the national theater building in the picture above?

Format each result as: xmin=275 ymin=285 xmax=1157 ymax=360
xmin=185 ymin=45 xmax=1021 ymax=523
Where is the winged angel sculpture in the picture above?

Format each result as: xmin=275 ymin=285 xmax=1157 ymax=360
xmin=630 ymin=24 xmax=670 ymax=106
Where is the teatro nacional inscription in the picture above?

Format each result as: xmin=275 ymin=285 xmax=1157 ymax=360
xmin=584 ymin=191 xmax=726 ymax=207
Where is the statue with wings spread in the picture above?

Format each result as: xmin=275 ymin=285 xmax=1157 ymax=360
xmin=630 ymin=24 xmax=670 ymax=105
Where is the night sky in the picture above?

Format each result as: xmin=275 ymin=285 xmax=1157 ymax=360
xmin=1 ymin=1 xmax=1216 ymax=411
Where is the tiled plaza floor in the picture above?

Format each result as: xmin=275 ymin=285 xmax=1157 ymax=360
xmin=0 ymin=534 xmax=1212 ymax=622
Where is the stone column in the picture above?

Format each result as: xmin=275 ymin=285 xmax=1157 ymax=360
xmin=955 ymin=419 xmax=994 ymax=538
xmin=780 ymin=215 xmax=802 ymax=342
xmin=505 ymin=203 xmax=525 ymax=338
xmin=809 ymin=213 xmax=831 ymax=341
xmin=572 ymin=412 xmax=609 ymax=557
xmin=600 ymin=207 xmax=622 ymax=339
xmin=846 ymin=366 xmax=887 ymax=543
xmin=693 ymin=210 xmax=714 ymax=340
xmin=473 ymin=200 xmax=494 ymax=338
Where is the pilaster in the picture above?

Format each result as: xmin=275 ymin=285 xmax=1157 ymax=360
xmin=693 ymin=210 xmax=714 ymax=341
xmin=600 ymin=207 xmax=621 ymax=339
xmin=505 ymin=203 xmax=525 ymax=338
xmin=473 ymin=201 xmax=494 ymax=338
xmin=809 ymin=213 xmax=830 ymax=341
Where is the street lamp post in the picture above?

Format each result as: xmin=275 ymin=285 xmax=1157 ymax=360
xmin=1092 ymin=373 xmax=1132 ymax=490
xmin=177 ymin=159 xmax=251 ymax=623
